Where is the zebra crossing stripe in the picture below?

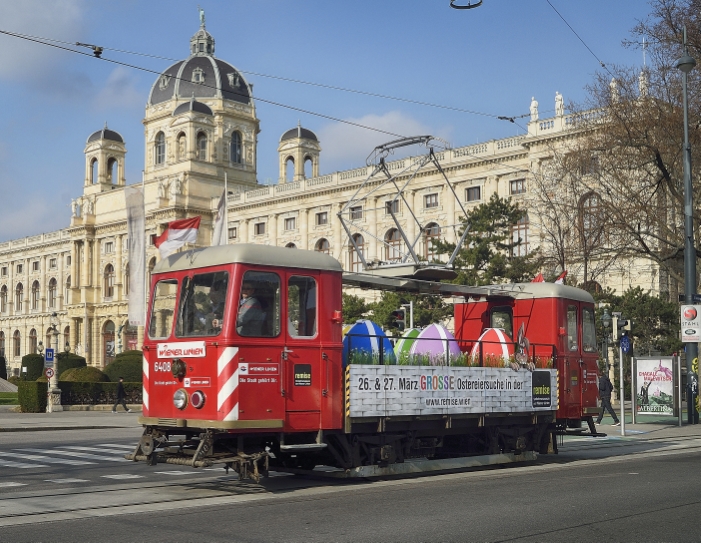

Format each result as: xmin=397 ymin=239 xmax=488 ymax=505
xmin=9 ymin=452 xmax=93 ymax=466
xmin=45 ymin=478 xmax=89 ymax=484
xmin=0 ymin=459 xmax=48 ymax=469
xmin=16 ymin=448 xmax=128 ymax=462
xmin=0 ymin=482 xmax=26 ymax=487
xmin=101 ymin=474 xmax=144 ymax=480
xmin=61 ymin=446 xmax=133 ymax=455
xmin=98 ymin=444 xmax=136 ymax=450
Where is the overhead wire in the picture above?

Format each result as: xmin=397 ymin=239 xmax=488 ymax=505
xmin=0 ymin=29 xmax=525 ymax=123
xmin=545 ymin=0 xmax=615 ymax=79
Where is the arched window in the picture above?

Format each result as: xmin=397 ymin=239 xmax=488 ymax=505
xmin=231 ymin=131 xmax=242 ymax=164
xmin=424 ymin=223 xmax=441 ymax=261
xmin=0 ymin=331 xmax=4 ymax=357
xmin=45 ymin=327 xmax=52 ymax=350
xmin=31 ymin=280 xmax=40 ymax=311
xmin=65 ymin=275 xmax=71 ymax=306
xmin=285 ymin=243 xmax=297 ymax=249
xmin=349 ymin=234 xmax=364 ymax=273
xmin=155 ymin=131 xmax=165 ymax=165
xmin=0 ymin=285 xmax=7 ymax=313
xmin=15 ymin=283 xmax=23 ymax=313
xmin=107 ymin=157 xmax=117 ymax=184
xmin=285 ymin=157 xmax=295 ymax=182
xmin=90 ymin=158 xmax=98 ymax=184
xmin=177 ymin=132 xmax=186 ymax=161
xmin=13 ymin=330 xmax=20 ymax=357
xmin=315 ymin=238 xmax=330 ymax=254
xmin=104 ymin=264 xmax=115 ymax=298
xmin=385 ymin=228 xmax=402 ymax=263
xmin=63 ymin=325 xmax=70 ymax=352
xmin=48 ymin=278 xmax=57 ymax=309
xmin=124 ymin=263 xmax=130 ymax=296
xmin=29 ymin=329 xmax=37 ymax=354
xmin=511 ymin=213 xmax=530 ymax=257
xmin=304 ymin=156 xmax=313 ymax=179
xmin=147 ymin=257 xmax=157 ymax=297
xmin=580 ymin=192 xmax=604 ymax=245
xmin=197 ymin=132 xmax=207 ymax=161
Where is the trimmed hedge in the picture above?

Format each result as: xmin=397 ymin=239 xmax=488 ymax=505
xmin=18 ymin=381 xmax=48 ymax=412
xmin=56 ymin=352 xmax=87 ymax=379
xmin=60 ymin=381 xmax=142 ymax=405
xmin=0 ymin=356 xmax=6 ymax=380
xmin=21 ymin=354 xmax=45 ymax=381
xmin=60 ymin=366 xmax=110 ymax=382
xmin=104 ymin=357 xmax=142 ymax=383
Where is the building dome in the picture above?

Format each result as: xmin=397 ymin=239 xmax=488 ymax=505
xmin=148 ymin=23 xmax=251 ymax=107
xmin=87 ymin=126 xmax=124 ymax=144
xmin=172 ymin=98 xmax=213 ymax=117
xmin=280 ymin=125 xmax=318 ymax=142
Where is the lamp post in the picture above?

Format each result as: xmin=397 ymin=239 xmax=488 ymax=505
xmin=46 ymin=312 xmax=62 ymax=413
xmin=676 ymin=26 xmax=698 ymax=424
xmin=601 ymin=308 xmax=611 ymax=371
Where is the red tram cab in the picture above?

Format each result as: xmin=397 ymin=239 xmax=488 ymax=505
xmin=454 ymin=283 xmax=600 ymax=430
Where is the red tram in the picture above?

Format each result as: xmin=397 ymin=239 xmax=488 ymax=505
xmin=129 ymin=244 xmax=600 ymax=479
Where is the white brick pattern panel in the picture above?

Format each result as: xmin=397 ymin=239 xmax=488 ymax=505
xmin=348 ymin=366 xmax=558 ymax=417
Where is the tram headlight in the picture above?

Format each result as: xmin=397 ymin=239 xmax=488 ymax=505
xmin=173 ymin=388 xmax=188 ymax=410
xmin=190 ymin=390 xmax=205 ymax=409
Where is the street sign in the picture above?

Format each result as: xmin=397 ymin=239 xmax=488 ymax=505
xmin=45 ymin=367 xmax=54 ymax=379
xmin=681 ymin=305 xmax=701 ymax=343
xmin=44 ymin=348 xmax=55 ymax=368
xmin=620 ymin=335 xmax=632 ymax=354
xmin=678 ymin=294 xmax=701 ymax=303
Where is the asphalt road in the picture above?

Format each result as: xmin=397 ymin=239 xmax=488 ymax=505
xmin=1 ymin=428 xmax=700 ymax=542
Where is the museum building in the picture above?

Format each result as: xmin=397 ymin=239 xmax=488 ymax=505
xmin=0 ymin=22 xmax=659 ymax=375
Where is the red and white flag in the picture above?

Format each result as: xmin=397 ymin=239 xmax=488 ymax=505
xmin=531 ymin=273 xmax=544 ymax=283
xmin=155 ymin=216 xmax=201 ymax=258
xmin=554 ymin=270 xmax=568 ymax=284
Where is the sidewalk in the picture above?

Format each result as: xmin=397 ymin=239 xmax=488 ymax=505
xmin=0 ymin=406 xmax=142 ymax=432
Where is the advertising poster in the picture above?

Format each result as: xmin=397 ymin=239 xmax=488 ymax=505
xmin=635 ymin=358 xmax=674 ymax=415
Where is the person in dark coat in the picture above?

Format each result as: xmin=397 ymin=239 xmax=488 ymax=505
xmin=112 ymin=377 xmax=131 ymax=413
xmin=596 ymin=369 xmax=620 ymax=426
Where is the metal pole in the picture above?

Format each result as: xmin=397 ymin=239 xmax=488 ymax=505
xmin=631 ymin=357 xmax=636 ymax=425
xmin=409 ymin=301 xmax=414 ymax=329
xmin=619 ymin=343 xmax=625 ymax=435
xmin=677 ymin=355 xmax=683 ymax=427
xmin=680 ymin=27 xmax=699 ymax=425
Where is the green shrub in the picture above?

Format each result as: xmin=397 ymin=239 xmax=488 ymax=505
xmin=115 ymin=349 xmax=143 ymax=362
xmin=21 ymin=354 xmax=45 ymax=381
xmin=8 ymin=375 xmax=21 ymax=385
xmin=60 ymin=366 xmax=110 ymax=382
xmin=60 ymin=381 xmax=142 ymax=405
xmin=18 ymin=381 xmax=48 ymax=412
xmin=0 ymin=356 xmax=7 ymax=380
xmin=104 ymin=357 xmax=142 ymax=383
xmin=56 ymin=352 xmax=87 ymax=378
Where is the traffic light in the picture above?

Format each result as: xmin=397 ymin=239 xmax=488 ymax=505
xmin=612 ymin=313 xmax=630 ymax=341
xmin=391 ymin=308 xmax=406 ymax=331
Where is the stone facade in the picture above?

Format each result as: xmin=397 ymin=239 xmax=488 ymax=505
xmin=0 ymin=23 xmax=660 ymax=376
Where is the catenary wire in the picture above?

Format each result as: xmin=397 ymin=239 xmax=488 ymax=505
xmin=1 ymin=29 xmax=530 ymax=121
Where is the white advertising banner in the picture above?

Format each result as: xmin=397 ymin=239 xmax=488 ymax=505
xmin=680 ymin=305 xmax=701 ymax=342
xmin=635 ymin=358 xmax=674 ymax=416
xmin=347 ymin=365 xmax=558 ymax=417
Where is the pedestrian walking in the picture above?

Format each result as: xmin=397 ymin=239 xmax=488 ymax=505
xmin=596 ymin=368 xmax=620 ymax=426
xmin=112 ymin=377 xmax=132 ymax=413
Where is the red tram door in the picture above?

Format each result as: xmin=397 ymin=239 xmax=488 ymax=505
xmin=283 ymin=272 xmax=322 ymax=431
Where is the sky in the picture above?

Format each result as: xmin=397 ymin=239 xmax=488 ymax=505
xmin=0 ymin=0 xmax=655 ymax=242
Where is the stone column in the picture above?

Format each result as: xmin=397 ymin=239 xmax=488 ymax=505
xmin=269 ymin=214 xmax=278 ymax=246
xmin=333 ymin=203 xmax=344 ymax=265
xmin=368 ymin=197 xmax=378 ymax=262
xmin=299 ymin=208 xmax=308 ymax=250
xmin=445 ymin=184 xmax=456 ymax=244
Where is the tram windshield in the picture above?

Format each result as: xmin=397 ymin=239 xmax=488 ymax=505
xmin=176 ymin=271 xmax=229 ymax=337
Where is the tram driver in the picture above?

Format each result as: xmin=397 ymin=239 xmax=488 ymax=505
xmin=237 ymin=281 xmax=265 ymax=336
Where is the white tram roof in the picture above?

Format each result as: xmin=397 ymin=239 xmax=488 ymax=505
xmin=153 ymin=244 xmax=343 ymax=274
xmin=480 ymin=282 xmax=595 ymax=304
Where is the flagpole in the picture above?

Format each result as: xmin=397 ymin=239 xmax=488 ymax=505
xmin=142 ymin=170 xmax=147 ymax=342
xmin=224 ymin=172 xmax=228 ymax=242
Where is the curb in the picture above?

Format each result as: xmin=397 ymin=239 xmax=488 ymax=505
xmin=0 ymin=425 xmax=139 ymax=432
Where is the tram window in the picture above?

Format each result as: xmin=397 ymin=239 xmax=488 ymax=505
xmin=288 ymin=276 xmax=317 ymax=338
xmin=567 ymin=305 xmax=578 ymax=351
xmin=237 ymin=271 xmax=280 ymax=337
xmin=176 ymin=271 xmax=229 ymax=337
xmin=582 ymin=307 xmax=596 ymax=352
xmin=490 ymin=307 xmax=513 ymax=338
xmin=148 ymin=279 xmax=178 ymax=339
